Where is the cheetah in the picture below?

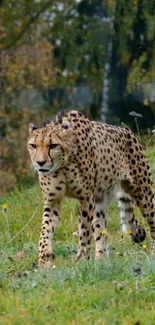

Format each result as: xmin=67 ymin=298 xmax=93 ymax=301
xmin=27 ymin=110 xmax=155 ymax=268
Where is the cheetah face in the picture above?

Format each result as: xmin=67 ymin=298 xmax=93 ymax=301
xmin=27 ymin=121 xmax=75 ymax=175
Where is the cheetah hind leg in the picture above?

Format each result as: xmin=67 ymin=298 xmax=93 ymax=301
xmin=92 ymin=202 xmax=109 ymax=259
xmin=76 ymin=207 xmax=92 ymax=261
xmin=117 ymin=188 xmax=146 ymax=244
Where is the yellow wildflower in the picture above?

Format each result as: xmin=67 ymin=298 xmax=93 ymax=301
xmin=2 ymin=204 xmax=8 ymax=210
xmin=142 ymin=244 xmax=147 ymax=249
xmin=100 ymin=229 xmax=108 ymax=235
xmin=116 ymin=252 xmax=121 ymax=256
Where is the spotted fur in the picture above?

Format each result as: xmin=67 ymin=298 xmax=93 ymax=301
xmin=27 ymin=110 xmax=155 ymax=268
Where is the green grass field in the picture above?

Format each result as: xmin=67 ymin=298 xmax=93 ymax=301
xmin=0 ymin=148 xmax=155 ymax=325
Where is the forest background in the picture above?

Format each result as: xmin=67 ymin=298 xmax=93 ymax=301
xmin=0 ymin=0 xmax=155 ymax=194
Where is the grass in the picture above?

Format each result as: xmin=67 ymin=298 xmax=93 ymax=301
xmin=0 ymin=149 xmax=155 ymax=324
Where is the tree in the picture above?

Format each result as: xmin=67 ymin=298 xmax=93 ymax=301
xmin=110 ymin=0 xmax=155 ymax=129
xmin=0 ymin=0 xmax=109 ymax=193
xmin=0 ymin=0 xmax=155 ymax=193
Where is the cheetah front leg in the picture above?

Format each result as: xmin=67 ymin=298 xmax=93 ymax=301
xmin=39 ymin=200 xmax=61 ymax=268
xmin=76 ymin=197 xmax=95 ymax=261
xmin=38 ymin=171 xmax=66 ymax=268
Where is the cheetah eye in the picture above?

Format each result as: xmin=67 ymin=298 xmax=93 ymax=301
xmin=49 ymin=144 xmax=58 ymax=150
xmin=30 ymin=144 xmax=37 ymax=149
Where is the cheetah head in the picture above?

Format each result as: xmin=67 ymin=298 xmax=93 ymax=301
xmin=27 ymin=117 xmax=76 ymax=175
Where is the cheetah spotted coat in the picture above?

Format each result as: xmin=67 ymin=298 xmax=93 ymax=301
xmin=27 ymin=110 xmax=155 ymax=268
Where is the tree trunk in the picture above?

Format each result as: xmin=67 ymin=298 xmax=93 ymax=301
xmin=101 ymin=14 xmax=115 ymax=123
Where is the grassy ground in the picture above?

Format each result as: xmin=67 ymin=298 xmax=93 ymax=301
xmin=0 ymin=150 xmax=155 ymax=324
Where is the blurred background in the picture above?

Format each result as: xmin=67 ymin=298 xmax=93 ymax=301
xmin=0 ymin=0 xmax=155 ymax=194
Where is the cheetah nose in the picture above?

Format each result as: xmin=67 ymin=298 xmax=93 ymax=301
xmin=37 ymin=160 xmax=46 ymax=167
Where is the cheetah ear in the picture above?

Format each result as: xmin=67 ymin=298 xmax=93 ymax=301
xmin=61 ymin=116 xmax=72 ymax=131
xmin=50 ymin=120 xmax=55 ymax=127
xmin=28 ymin=123 xmax=38 ymax=136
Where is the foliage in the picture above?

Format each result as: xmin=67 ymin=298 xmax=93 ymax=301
xmin=0 ymin=0 xmax=108 ymax=96
xmin=113 ymin=0 xmax=155 ymax=109
xmin=0 ymin=109 xmax=49 ymax=195
xmin=2 ymin=41 xmax=55 ymax=90
xmin=0 ymin=0 xmax=155 ymax=193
